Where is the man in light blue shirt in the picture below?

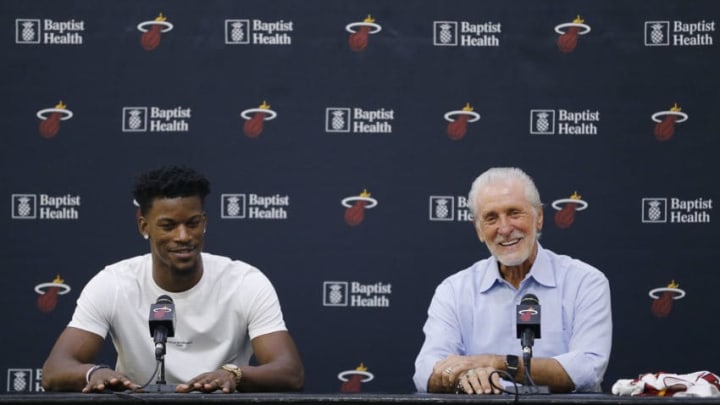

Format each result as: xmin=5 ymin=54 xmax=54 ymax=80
xmin=413 ymin=167 xmax=611 ymax=394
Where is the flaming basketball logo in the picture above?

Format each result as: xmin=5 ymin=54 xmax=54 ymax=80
xmin=35 ymin=275 xmax=71 ymax=313
xmin=137 ymin=13 xmax=174 ymax=51
xmin=444 ymin=103 xmax=481 ymax=140
xmin=346 ymin=15 xmax=382 ymax=52
xmin=551 ymin=191 xmax=588 ymax=229
xmin=554 ymin=16 xmax=591 ymax=53
xmin=241 ymin=101 xmax=278 ymax=138
xmin=338 ymin=363 xmax=374 ymax=392
xmin=341 ymin=189 xmax=378 ymax=226
xmin=649 ymin=280 xmax=685 ymax=318
xmin=518 ymin=307 xmax=538 ymax=322
xmin=37 ymin=101 xmax=73 ymax=139
xmin=651 ymin=103 xmax=688 ymax=142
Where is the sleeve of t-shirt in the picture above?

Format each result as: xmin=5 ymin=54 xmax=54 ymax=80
xmin=243 ymin=269 xmax=288 ymax=339
xmin=67 ymin=268 xmax=117 ymax=339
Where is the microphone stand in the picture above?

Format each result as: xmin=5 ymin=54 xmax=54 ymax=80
xmin=146 ymin=341 xmax=176 ymax=392
xmin=156 ymin=354 xmax=166 ymax=385
xmin=508 ymin=329 xmax=550 ymax=395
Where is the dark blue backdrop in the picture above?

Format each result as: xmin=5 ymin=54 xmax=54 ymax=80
xmin=2 ymin=0 xmax=718 ymax=394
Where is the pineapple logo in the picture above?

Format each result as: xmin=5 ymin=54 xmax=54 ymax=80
xmin=323 ymin=281 xmax=348 ymax=306
xmin=17 ymin=197 xmax=32 ymax=217
xmin=12 ymin=194 xmax=37 ymax=219
xmin=433 ymin=21 xmax=458 ymax=46
xmin=429 ymin=196 xmax=455 ymax=221
xmin=642 ymin=198 xmax=667 ymax=223
xmin=644 ymin=21 xmax=670 ymax=46
xmin=326 ymin=108 xmax=351 ymax=133
xmin=225 ymin=20 xmax=250 ymax=44
xmin=435 ymin=199 xmax=449 ymax=218
xmin=15 ymin=18 xmax=41 ymax=44
xmin=21 ymin=21 xmax=36 ymax=41
xmin=221 ymin=194 xmax=246 ymax=218
xmin=122 ymin=107 xmax=148 ymax=132
xmin=8 ymin=369 xmax=32 ymax=392
xmin=530 ymin=110 xmax=556 ymax=134
xmin=16 ymin=19 xmax=41 ymax=44
xmin=128 ymin=110 xmax=142 ymax=129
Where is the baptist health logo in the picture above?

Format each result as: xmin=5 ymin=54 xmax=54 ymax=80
xmin=642 ymin=197 xmax=712 ymax=223
xmin=225 ymin=19 xmax=294 ymax=45
xmin=221 ymin=193 xmax=289 ymax=219
xmin=7 ymin=368 xmax=43 ymax=392
xmin=122 ymin=106 xmax=191 ymax=133
xmin=530 ymin=109 xmax=600 ymax=135
xmin=323 ymin=281 xmax=392 ymax=308
xmin=11 ymin=194 xmax=80 ymax=220
xmin=429 ymin=195 xmax=473 ymax=222
xmin=325 ymin=107 xmax=394 ymax=134
xmin=15 ymin=18 xmax=85 ymax=45
xmin=644 ymin=20 xmax=715 ymax=47
xmin=433 ymin=21 xmax=501 ymax=47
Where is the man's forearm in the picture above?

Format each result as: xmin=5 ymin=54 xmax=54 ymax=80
xmin=42 ymin=362 xmax=92 ymax=392
xmin=514 ymin=357 xmax=574 ymax=393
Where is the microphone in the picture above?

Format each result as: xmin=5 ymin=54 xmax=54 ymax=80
xmin=513 ymin=293 xmax=549 ymax=394
xmin=516 ymin=293 xmax=541 ymax=352
xmin=149 ymin=295 xmax=175 ymax=361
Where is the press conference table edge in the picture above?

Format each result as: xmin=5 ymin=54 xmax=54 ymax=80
xmin=1 ymin=392 xmax=720 ymax=404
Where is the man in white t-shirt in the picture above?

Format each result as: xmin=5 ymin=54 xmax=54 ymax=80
xmin=42 ymin=165 xmax=304 ymax=393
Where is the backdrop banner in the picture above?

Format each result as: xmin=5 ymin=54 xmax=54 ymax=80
xmin=2 ymin=0 xmax=718 ymax=394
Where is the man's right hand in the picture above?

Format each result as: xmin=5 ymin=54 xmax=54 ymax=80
xmin=82 ymin=367 xmax=138 ymax=393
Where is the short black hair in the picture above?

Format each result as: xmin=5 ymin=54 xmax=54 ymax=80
xmin=133 ymin=165 xmax=211 ymax=216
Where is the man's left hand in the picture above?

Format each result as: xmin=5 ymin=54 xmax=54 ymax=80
xmin=176 ymin=369 xmax=237 ymax=393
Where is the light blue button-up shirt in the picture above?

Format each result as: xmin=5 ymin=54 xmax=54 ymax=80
xmin=413 ymin=244 xmax=612 ymax=392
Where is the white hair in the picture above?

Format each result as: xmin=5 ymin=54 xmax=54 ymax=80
xmin=467 ymin=167 xmax=543 ymax=220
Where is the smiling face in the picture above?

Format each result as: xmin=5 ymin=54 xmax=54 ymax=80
xmin=139 ymin=196 xmax=207 ymax=281
xmin=473 ymin=178 xmax=543 ymax=268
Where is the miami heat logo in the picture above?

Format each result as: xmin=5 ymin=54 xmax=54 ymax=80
xmin=649 ymin=280 xmax=685 ymax=318
xmin=341 ymin=189 xmax=378 ymax=226
xmin=651 ymin=103 xmax=688 ymax=142
xmin=518 ymin=307 xmax=538 ymax=322
xmin=37 ymin=101 xmax=73 ymax=139
xmin=346 ymin=15 xmax=381 ymax=52
xmin=138 ymin=13 xmax=174 ymax=51
xmin=338 ymin=363 xmax=374 ymax=392
xmin=554 ymin=15 xmax=591 ymax=53
xmin=444 ymin=103 xmax=480 ymax=140
xmin=35 ymin=275 xmax=71 ymax=313
xmin=241 ymin=101 xmax=277 ymax=138
xmin=551 ymin=191 xmax=588 ymax=229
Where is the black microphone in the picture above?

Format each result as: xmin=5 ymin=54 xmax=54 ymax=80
xmin=513 ymin=293 xmax=549 ymax=394
xmin=516 ymin=293 xmax=541 ymax=351
xmin=149 ymin=295 xmax=175 ymax=361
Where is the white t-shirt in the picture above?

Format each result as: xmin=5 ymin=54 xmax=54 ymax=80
xmin=68 ymin=252 xmax=287 ymax=385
